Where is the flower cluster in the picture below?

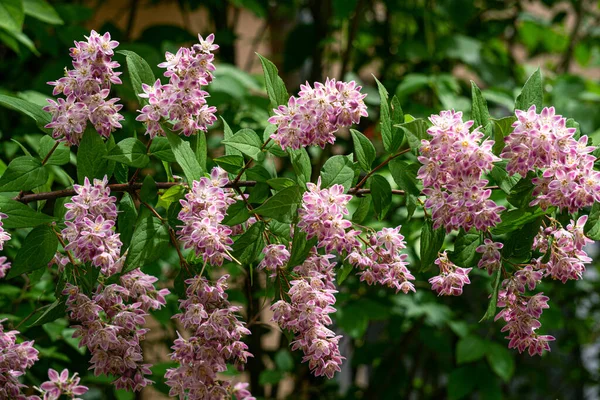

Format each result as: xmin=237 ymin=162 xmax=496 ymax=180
xmin=495 ymin=270 xmax=554 ymax=356
xmin=268 ymin=79 xmax=368 ymax=150
xmin=271 ymin=253 xmax=344 ymax=379
xmin=63 ymin=268 xmax=169 ymax=392
xmin=37 ymin=369 xmax=88 ymax=400
xmin=178 ymin=167 xmax=237 ymax=266
xmin=476 ymin=239 xmax=503 ymax=275
xmin=61 ymin=176 xmax=123 ymax=276
xmin=297 ymin=178 xmax=360 ymax=254
xmin=428 ymin=251 xmax=472 ymax=296
xmin=0 ymin=321 xmax=39 ymax=399
xmin=44 ymin=30 xmax=123 ymax=145
xmin=136 ymin=34 xmax=218 ymax=138
xmin=347 ymin=227 xmax=416 ymax=293
xmin=165 ymin=274 xmax=253 ymax=399
xmin=0 ymin=213 xmax=11 ymax=279
xmin=258 ymin=244 xmax=290 ymax=277
xmin=418 ymin=110 xmax=505 ymax=232
xmin=501 ymin=106 xmax=600 ymax=213
xmin=532 ymin=215 xmax=592 ymax=283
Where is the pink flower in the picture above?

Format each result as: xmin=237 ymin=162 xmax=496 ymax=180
xmin=258 ymin=244 xmax=290 ymax=277
xmin=429 ymin=251 xmax=472 ymax=296
xmin=38 ymin=368 xmax=88 ymax=399
xmin=0 ymin=320 xmax=39 ymax=398
xmin=476 ymin=239 xmax=503 ymax=275
xmin=0 ymin=212 xmax=11 ymax=251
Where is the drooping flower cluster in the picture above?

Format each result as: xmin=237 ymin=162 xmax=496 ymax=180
xmin=297 ymin=178 xmax=360 ymax=254
xmin=271 ymin=252 xmax=344 ymax=379
xmin=476 ymin=239 xmax=503 ymax=275
xmin=178 ymin=167 xmax=238 ymax=266
xmin=418 ymin=110 xmax=505 ymax=232
xmin=0 ymin=320 xmax=39 ymax=399
xmin=0 ymin=213 xmax=11 ymax=279
xmin=165 ymin=274 xmax=253 ymax=399
xmin=501 ymin=106 xmax=600 ymax=213
xmin=258 ymin=244 xmax=290 ymax=277
xmin=428 ymin=251 xmax=472 ymax=296
xmin=495 ymin=269 xmax=554 ymax=356
xmin=44 ymin=30 xmax=123 ymax=145
xmin=268 ymin=79 xmax=368 ymax=150
xmin=37 ymin=369 xmax=88 ymax=400
xmin=347 ymin=227 xmax=416 ymax=293
xmin=136 ymin=34 xmax=218 ymax=138
xmin=532 ymin=215 xmax=592 ymax=283
xmin=63 ymin=268 xmax=169 ymax=392
xmin=61 ymin=176 xmax=123 ymax=276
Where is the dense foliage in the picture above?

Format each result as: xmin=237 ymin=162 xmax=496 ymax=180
xmin=2 ymin=1 xmax=600 ymax=400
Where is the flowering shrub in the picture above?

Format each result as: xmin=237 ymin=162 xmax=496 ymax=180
xmin=1 ymin=30 xmax=600 ymax=399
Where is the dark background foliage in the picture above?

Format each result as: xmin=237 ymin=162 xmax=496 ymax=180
xmin=1 ymin=0 xmax=600 ymax=399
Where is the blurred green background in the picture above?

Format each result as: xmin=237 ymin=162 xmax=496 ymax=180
xmin=2 ymin=0 xmax=600 ymax=399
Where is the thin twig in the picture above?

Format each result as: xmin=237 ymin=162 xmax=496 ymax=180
xmin=348 ymin=148 xmax=411 ymax=194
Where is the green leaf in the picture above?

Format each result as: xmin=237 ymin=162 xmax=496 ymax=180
xmin=399 ymin=118 xmax=429 ymax=153
xmin=419 ymin=220 xmax=445 ymax=272
xmin=222 ymin=201 xmax=251 ymax=226
xmin=374 ymin=77 xmax=401 ymax=153
xmin=449 ymin=230 xmax=480 ymax=268
xmin=320 ymin=155 xmax=354 ymax=191
xmin=104 ymin=138 xmax=149 ymax=168
xmin=267 ymin=177 xmax=296 ymax=191
xmin=0 ymin=197 xmax=55 ymax=228
xmin=192 ymin=131 xmax=207 ymax=172
xmin=491 ymin=207 xmax=548 ymax=235
xmin=289 ymin=148 xmax=311 ymax=186
xmin=28 ymin=299 xmax=66 ymax=328
xmin=157 ymin=184 xmax=185 ymax=210
xmin=447 ymin=366 xmax=478 ymax=400
xmin=456 ymin=335 xmax=488 ymax=364
xmin=221 ymin=128 xmax=263 ymax=161
xmin=288 ymin=229 xmax=317 ymax=269
xmin=490 ymin=164 xmax=519 ymax=194
xmin=0 ymin=0 xmax=24 ymax=33
xmin=77 ymin=127 xmax=110 ymax=183
xmin=117 ymin=50 xmax=156 ymax=103
xmin=370 ymin=175 xmax=392 ymax=220
xmin=584 ymin=202 xmax=600 ymax=240
xmin=492 ymin=117 xmax=516 ymax=156
xmin=486 ymin=343 xmax=515 ymax=382
xmin=139 ymin=175 xmax=157 ymax=204
xmin=165 ymin=129 xmax=203 ymax=183
xmin=256 ymin=53 xmax=288 ymax=109
xmin=515 ymin=68 xmax=543 ymax=112
xmin=566 ymin=118 xmax=581 ymax=139
xmin=352 ymin=196 xmax=370 ymax=224
xmin=389 ymin=159 xmax=420 ymax=196
xmin=221 ymin=117 xmax=242 ymax=157
xmin=117 ymin=193 xmax=137 ymax=249
xmin=0 ymin=94 xmax=51 ymax=134
xmin=274 ymin=349 xmax=294 ymax=372
xmin=247 ymin=165 xmax=272 ymax=182
xmin=149 ymin=137 xmax=176 ymax=162
xmin=350 ymin=129 xmax=376 ymax=171
xmin=337 ymin=262 xmax=354 ymax=285
xmin=390 ymin=95 xmax=404 ymax=144
xmin=506 ymin=174 xmax=535 ymax=208
xmin=7 ymin=225 xmax=58 ymax=279
xmin=259 ymin=370 xmax=285 ymax=385
xmin=480 ymin=266 xmax=502 ymax=322
xmin=254 ymin=185 xmax=301 ymax=223
xmin=232 ymin=221 xmax=265 ymax=265
xmin=471 ymin=81 xmax=490 ymax=129
xmin=39 ymin=136 xmax=69 ymax=166
xmin=123 ymin=213 xmax=170 ymax=273
xmin=0 ymin=156 xmax=48 ymax=192
xmin=335 ymin=304 xmax=369 ymax=338
xmin=23 ymin=0 xmax=63 ymax=24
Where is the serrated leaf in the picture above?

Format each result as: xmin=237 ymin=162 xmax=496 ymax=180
xmin=289 ymin=148 xmax=311 ymax=186
xmin=0 ymin=197 xmax=55 ymax=228
xmin=7 ymin=225 xmax=58 ymax=279
xmin=165 ymin=129 xmax=203 ymax=183
xmin=389 ymin=159 xmax=420 ymax=196
xmin=0 ymin=156 xmax=48 ymax=192
xmin=390 ymin=95 xmax=404 ymax=144
xmin=350 ymin=129 xmax=376 ymax=171
xmin=267 ymin=177 xmax=296 ymax=190
xmin=28 ymin=299 xmax=66 ymax=327
xmin=471 ymin=81 xmax=490 ymax=129
xmin=39 ymin=136 xmax=69 ymax=166
xmin=399 ymin=118 xmax=429 ymax=153
xmin=480 ymin=266 xmax=502 ymax=322
xmin=515 ymin=68 xmax=543 ymax=112
xmin=123 ymin=213 xmax=170 ymax=273
xmin=222 ymin=128 xmax=263 ymax=161
xmin=246 ymin=165 xmax=271 ymax=182
xmin=584 ymin=202 xmax=600 ymax=240
xmin=352 ymin=196 xmax=370 ymax=224
xmin=337 ymin=262 xmax=354 ymax=285
xmin=506 ymin=174 xmax=535 ymax=208
xmin=288 ymin=229 xmax=317 ymax=269
xmin=221 ymin=117 xmax=243 ymax=157
xmin=104 ymin=138 xmax=149 ymax=167
xmin=449 ymin=230 xmax=480 ymax=268
xmin=118 ymin=50 xmax=156 ymax=103
xmin=77 ymin=127 xmax=109 ymax=183
xmin=118 ymin=193 xmax=137 ymax=249
xmin=491 ymin=207 xmax=548 ymax=235
xmin=253 ymin=185 xmax=301 ymax=223
xmin=256 ymin=53 xmax=289 ymax=109
xmin=420 ymin=219 xmax=445 ymax=272
xmin=0 ymin=94 xmax=51 ymax=134
xmin=214 ymin=155 xmax=244 ymax=174
xmin=149 ymin=137 xmax=176 ymax=162
xmin=374 ymin=77 xmax=401 ymax=153
xmin=370 ymin=175 xmax=391 ymax=220
xmin=456 ymin=335 xmax=488 ymax=364
xmin=492 ymin=116 xmax=516 ymax=156
xmin=490 ymin=164 xmax=519 ymax=194
xmin=232 ymin=222 xmax=265 ymax=265
xmin=222 ymin=201 xmax=251 ymax=226
xmin=320 ymin=155 xmax=354 ymax=191
xmin=139 ymin=175 xmax=157 ymax=204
